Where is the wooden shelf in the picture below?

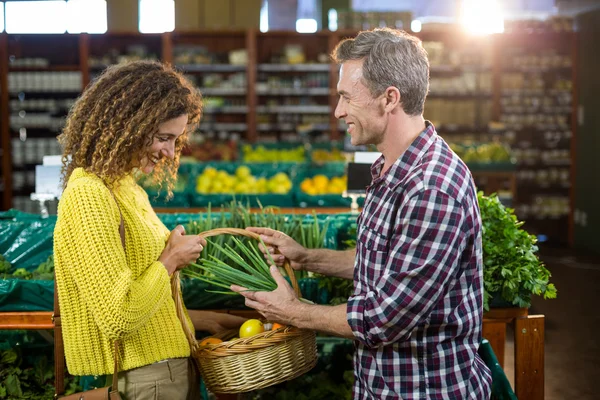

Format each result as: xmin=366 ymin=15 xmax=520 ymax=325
xmin=256 ymin=87 xmax=330 ymax=96
xmin=9 ymin=65 xmax=81 ymax=72
xmin=177 ymin=64 xmax=246 ymax=72
xmin=199 ymin=87 xmax=246 ymax=96
xmin=257 ymin=64 xmax=330 ymax=72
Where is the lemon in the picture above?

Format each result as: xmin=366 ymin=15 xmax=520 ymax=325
xmin=203 ymin=167 xmax=218 ymax=179
xmin=236 ymin=165 xmax=252 ymax=179
xmin=239 ymin=319 xmax=264 ymax=338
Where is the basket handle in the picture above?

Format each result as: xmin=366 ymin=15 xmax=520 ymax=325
xmin=171 ymin=227 xmax=301 ymax=353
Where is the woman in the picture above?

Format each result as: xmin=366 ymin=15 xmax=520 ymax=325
xmin=54 ymin=60 xmax=240 ymax=399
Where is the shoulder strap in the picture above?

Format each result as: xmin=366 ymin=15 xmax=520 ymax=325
xmin=54 ymin=188 xmax=125 ymax=397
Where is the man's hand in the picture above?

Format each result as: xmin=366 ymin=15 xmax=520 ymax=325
xmin=231 ymin=265 xmax=303 ymax=325
xmin=246 ymin=227 xmax=308 ymax=272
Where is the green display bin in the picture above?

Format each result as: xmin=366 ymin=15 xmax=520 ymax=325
xmin=478 ymin=339 xmax=518 ymax=400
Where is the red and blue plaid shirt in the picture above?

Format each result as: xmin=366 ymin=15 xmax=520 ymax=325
xmin=347 ymin=123 xmax=492 ymax=399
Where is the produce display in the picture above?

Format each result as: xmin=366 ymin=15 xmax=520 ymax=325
xmin=311 ymin=148 xmax=346 ymax=162
xmin=300 ymin=175 xmax=347 ymax=196
xmin=449 ymin=142 xmax=513 ymax=164
xmin=195 ymin=166 xmax=292 ymax=195
xmin=241 ymin=144 xmax=306 ymax=163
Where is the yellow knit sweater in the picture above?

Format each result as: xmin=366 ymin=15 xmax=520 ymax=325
xmin=54 ymin=168 xmax=191 ymax=376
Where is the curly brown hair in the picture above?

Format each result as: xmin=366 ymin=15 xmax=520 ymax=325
xmin=58 ymin=60 xmax=202 ymax=196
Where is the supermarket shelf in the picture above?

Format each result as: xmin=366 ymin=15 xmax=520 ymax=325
xmin=501 ymin=107 xmax=573 ymax=114
xmin=501 ymin=89 xmax=572 ymax=96
xmin=429 ymin=65 xmax=491 ymax=74
xmin=427 ymin=92 xmax=493 ymax=99
xmin=256 ymin=87 xmax=330 ymax=96
xmin=198 ymin=123 xmax=247 ymax=131
xmin=203 ymin=106 xmax=248 ymax=114
xmin=9 ymin=65 xmax=81 ymax=72
xmin=199 ymin=87 xmax=246 ymax=96
xmin=256 ymin=105 xmax=331 ymax=114
xmin=257 ymin=123 xmax=296 ymax=131
xmin=500 ymin=66 xmax=572 ymax=73
xmin=10 ymin=127 xmax=62 ymax=136
xmin=518 ymin=160 xmax=571 ymax=167
xmin=257 ymin=64 xmax=330 ymax=72
xmin=8 ymin=91 xmax=82 ymax=98
xmin=257 ymin=122 xmax=334 ymax=132
xmin=177 ymin=64 xmax=246 ymax=72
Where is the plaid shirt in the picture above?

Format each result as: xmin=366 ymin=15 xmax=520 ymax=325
xmin=347 ymin=123 xmax=492 ymax=399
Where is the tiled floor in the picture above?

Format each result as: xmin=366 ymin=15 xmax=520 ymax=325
xmin=502 ymin=246 xmax=600 ymax=400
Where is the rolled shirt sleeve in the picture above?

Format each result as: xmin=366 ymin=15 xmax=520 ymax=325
xmin=347 ymin=189 xmax=466 ymax=348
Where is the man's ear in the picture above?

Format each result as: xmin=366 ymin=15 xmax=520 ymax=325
xmin=383 ymin=87 xmax=401 ymax=112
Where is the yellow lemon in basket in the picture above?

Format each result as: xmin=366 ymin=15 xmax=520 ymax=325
xmin=199 ymin=337 xmax=223 ymax=346
xmin=239 ymin=319 xmax=264 ymax=338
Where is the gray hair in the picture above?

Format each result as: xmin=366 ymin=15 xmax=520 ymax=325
xmin=331 ymin=28 xmax=429 ymax=116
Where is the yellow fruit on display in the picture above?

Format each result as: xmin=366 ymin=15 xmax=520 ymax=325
xmin=312 ymin=148 xmax=346 ymax=162
xmin=243 ymin=145 xmax=306 ymax=162
xmin=300 ymin=179 xmax=313 ymax=193
xmin=236 ymin=165 xmax=252 ymax=179
xmin=300 ymin=175 xmax=348 ymax=195
xmin=203 ymin=167 xmax=218 ymax=179
xmin=239 ymin=319 xmax=265 ymax=338
xmin=195 ymin=167 xmax=292 ymax=195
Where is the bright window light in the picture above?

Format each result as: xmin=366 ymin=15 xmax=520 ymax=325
xmin=67 ymin=0 xmax=107 ymax=33
xmin=260 ymin=0 xmax=269 ymax=33
xmin=6 ymin=1 xmax=68 ymax=33
xmin=461 ymin=0 xmax=504 ymax=35
xmin=328 ymin=9 xmax=338 ymax=31
xmin=411 ymin=20 xmax=422 ymax=32
xmin=139 ymin=0 xmax=175 ymax=33
xmin=296 ymin=18 xmax=317 ymax=33
xmin=0 ymin=4 xmax=4 ymax=32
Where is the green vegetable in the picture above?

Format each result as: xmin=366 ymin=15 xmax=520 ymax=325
xmin=478 ymin=191 xmax=557 ymax=310
xmin=11 ymin=268 xmax=33 ymax=280
xmin=184 ymin=236 xmax=281 ymax=295
xmin=0 ymin=255 xmax=11 ymax=275
xmin=0 ymin=333 xmax=84 ymax=399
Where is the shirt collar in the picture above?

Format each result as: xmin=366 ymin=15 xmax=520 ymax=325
xmin=370 ymin=121 xmax=437 ymax=187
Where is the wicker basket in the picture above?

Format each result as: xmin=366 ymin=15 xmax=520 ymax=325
xmin=171 ymin=228 xmax=318 ymax=394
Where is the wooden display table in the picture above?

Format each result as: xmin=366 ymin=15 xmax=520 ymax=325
xmin=0 ymin=307 xmax=543 ymax=400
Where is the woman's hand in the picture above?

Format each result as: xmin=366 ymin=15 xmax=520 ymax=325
xmin=188 ymin=310 xmax=248 ymax=334
xmin=159 ymin=225 xmax=206 ymax=275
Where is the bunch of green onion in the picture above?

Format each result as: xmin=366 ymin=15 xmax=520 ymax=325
xmin=183 ymin=236 xmax=280 ymax=294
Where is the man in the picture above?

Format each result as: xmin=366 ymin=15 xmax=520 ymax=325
xmin=232 ymin=28 xmax=492 ymax=399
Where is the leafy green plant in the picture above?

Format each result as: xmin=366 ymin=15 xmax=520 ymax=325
xmin=478 ymin=192 xmax=557 ymax=310
xmin=0 ymin=255 xmax=54 ymax=281
xmin=0 ymin=347 xmax=55 ymax=399
xmin=0 ymin=332 xmax=83 ymax=399
xmin=0 ymin=255 xmax=10 ymax=276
